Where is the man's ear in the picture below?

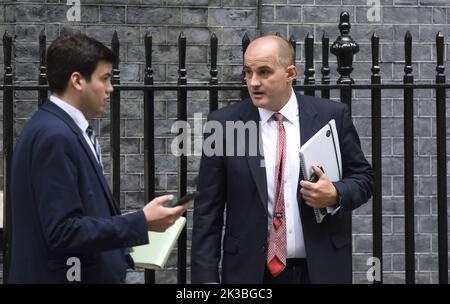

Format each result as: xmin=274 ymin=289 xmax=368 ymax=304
xmin=69 ymin=72 xmax=84 ymax=92
xmin=286 ymin=65 xmax=297 ymax=82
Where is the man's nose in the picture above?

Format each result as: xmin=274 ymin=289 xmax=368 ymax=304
xmin=249 ymin=74 xmax=260 ymax=87
xmin=107 ymin=81 xmax=114 ymax=93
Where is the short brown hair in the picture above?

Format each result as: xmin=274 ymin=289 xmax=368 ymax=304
xmin=46 ymin=34 xmax=117 ymax=94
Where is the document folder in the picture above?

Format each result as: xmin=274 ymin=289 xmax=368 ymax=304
xmin=299 ymin=119 xmax=342 ymax=223
xmin=130 ymin=216 xmax=186 ymax=269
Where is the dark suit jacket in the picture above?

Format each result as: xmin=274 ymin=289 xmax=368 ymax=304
xmin=8 ymin=100 xmax=148 ymax=283
xmin=191 ymin=93 xmax=373 ymax=284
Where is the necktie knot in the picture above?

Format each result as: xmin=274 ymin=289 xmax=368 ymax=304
xmin=86 ymin=125 xmax=94 ymax=137
xmin=273 ymin=112 xmax=283 ymax=122
xmin=86 ymin=125 xmax=103 ymax=168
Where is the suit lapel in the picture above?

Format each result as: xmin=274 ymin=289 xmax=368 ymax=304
xmin=297 ymin=93 xmax=320 ymax=147
xmin=296 ymin=93 xmax=321 ymax=205
xmin=41 ymin=100 xmax=120 ymax=215
xmin=239 ymin=100 xmax=268 ymax=210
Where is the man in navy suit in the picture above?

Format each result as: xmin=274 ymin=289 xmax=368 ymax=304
xmin=8 ymin=34 xmax=190 ymax=283
xmin=191 ymin=35 xmax=373 ymax=284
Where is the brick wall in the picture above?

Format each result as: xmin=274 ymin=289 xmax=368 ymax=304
xmin=1 ymin=0 xmax=450 ymax=284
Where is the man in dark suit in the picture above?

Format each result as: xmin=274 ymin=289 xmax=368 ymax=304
xmin=191 ymin=35 xmax=373 ymax=284
xmin=8 ymin=34 xmax=190 ymax=283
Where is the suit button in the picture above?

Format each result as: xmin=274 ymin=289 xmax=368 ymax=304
xmin=261 ymin=245 xmax=266 ymax=253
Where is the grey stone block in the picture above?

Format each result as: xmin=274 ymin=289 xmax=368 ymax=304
xmin=382 ymin=157 xmax=403 ymax=175
xmin=383 ymin=197 xmax=405 ymax=215
xmin=166 ymin=0 xmax=210 ymax=5
xmin=382 ymin=43 xmax=432 ymax=62
xmin=394 ymin=0 xmax=418 ymax=4
xmin=419 ymin=176 xmax=437 ymax=195
xmin=100 ymin=6 xmax=125 ymax=24
xmin=222 ymin=0 xmax=258 ymax=6
xmin=120 ymin=101 xmax=141 ymax=118
xmin=60 ymin=25 xmax=85 ymax=37
xmin=418 ymin=216 xmax=437 ymax=233
xmin=120 ymin=138 xmax=141 ymax=154
xmin=222 ymin=28 xmax=257 ymax=45
xmin=126 ymin=155 xmax=144 ymax=172
xmin=354 ymin=234 xmax=373 ymax=253
xmin=260 ymin=23 xmax=288 ymax=37
xmin=155 ymin=269 xmax=178 ymax=283
xmin=416 ymin=234 xmax=432 ymax=252
xmin=81 ymin=5 xmax=99 ymax=23
xmin=275 ymin=6 xmax=302 ymax=23
xmin=120 ymin=173 xmax=141 ymax=191
xmin=415 ymin=156 xmax=432 ymax=175
xmin=155 ymin=154 xmax=177 ymax=172
xmin=15 ymin=5 xmax=67 ymax=23
xmin=126 ymin=119 xmax=144 ymax=137
xmin=419 ymin=0 xmax=450 ymax=4
xmin=14 ymin=62 xmax=39 ymax=81
xmin=120 ymin=63 xmax=141 ymax=82
xmin=168 ymin=27 xmax=212 ymax=45
xmin=166 ymin=173 xmax=178 ymax=189
xmin=420 ymin=25 xmax=449 ymax=43
xmin=353 ymin=216 xmax=372 ymax=234
xmin=418 ymin=254 xmax=438 ymax=271
xmin=127 ymin=7 xmax=180 ymax=25
xmin=181 ymin=8 xmax=207 ymax=26
xmin=383 ymin=272 xmax=405 ymax=283
xmin=86 ymin=26 xmax=140 ymax=44
xmin=15 ymin=25 xmax=46 ymax=42
xmin=125 ymin=191 xmax=145 ymax=210
xmin=303 ymin=6 xmax=352 ymax=24
xmin=208 ymin=8 xmax=257 ymax=27
xmin=141 ymin=27 xmax=167 ymax=44
xmin=125 ymin=270 xmax=144 ymax=284
xmin=261 ymin=5 xmax=275 ymax=23
xmin=84 ymin=0 xmax=140 ymax=3
xmin=352 ymin=254 xmax=375 ymax=272
xmin=433 ymin=7 xmax=447 ymax=24
xmin=14 ymin=101 xmax=38 ymax=119
xmin=217 ymin=45 xmax=244 ymax=64
xmin=392 ymin=175 xmax=414 ymax=196
xmin=155 ymin=174 xmax=167 ymax=190
xmin=383 ymin=7 xmax=432 ymax=24
xmin=15 ymin=43 xmax=39 ymax=62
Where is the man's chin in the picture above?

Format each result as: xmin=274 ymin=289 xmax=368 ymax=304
xmin=251 ymin=97 xmax=267 ymax=108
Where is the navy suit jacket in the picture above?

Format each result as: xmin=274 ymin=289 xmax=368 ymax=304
xmin=191 ymin=93 xmax=373 ymax=284
xmin=8 ymin=100 xmax=148 ymax=283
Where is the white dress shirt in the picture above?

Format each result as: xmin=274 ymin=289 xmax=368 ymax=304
xmin=49 ymin=95 xmax=100 ymax=164
xmin=258 ymin=89 xmax=306 ymax=258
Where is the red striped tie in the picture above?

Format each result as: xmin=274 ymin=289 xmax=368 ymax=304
xmin=267 ymin=112 xmax=287 ymax=277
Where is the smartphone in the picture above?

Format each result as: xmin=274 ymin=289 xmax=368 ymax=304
xmin=308 ymin=166 xmax=324 ymax=183
xmin=165 ymin=191 xmax=200 ymax=208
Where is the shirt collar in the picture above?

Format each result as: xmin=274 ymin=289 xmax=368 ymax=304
xmin=258 ymin=88 xmax=298 ymax=125
xmin=49 ymin=95 xmax=89 ymax=133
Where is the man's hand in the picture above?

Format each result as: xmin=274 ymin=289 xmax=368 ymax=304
xmin=300 ymin=165 xmax=338 ymax=209
xmin=142 ymin=195 xmax=192 ymax=232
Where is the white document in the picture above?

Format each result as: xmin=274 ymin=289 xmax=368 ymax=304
xmin=299 ymin=119 xmax=342 ymax=223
